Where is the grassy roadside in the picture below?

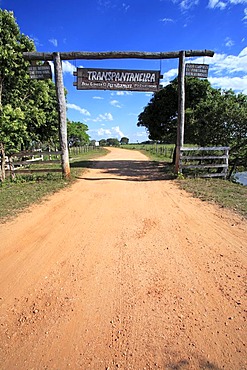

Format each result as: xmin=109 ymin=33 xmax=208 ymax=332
xmin=0 ymin=148 xmax=108 ymax=223
xmin=124 ymin=145 xmax=247 ymax=218
xmin=178 ymin=178 xmax=247 ymax=218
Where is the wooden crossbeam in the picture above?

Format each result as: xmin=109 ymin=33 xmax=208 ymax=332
xmin=23 ymin=50 xmax=214 ymax=61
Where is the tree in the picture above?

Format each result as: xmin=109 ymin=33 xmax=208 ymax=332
xmin=67 ymin=120 xmax=90 ymax=147
xmin=137 ymin=77 xmax=211 ymax=143
xmin=99 ymin=139 xmax=107 ymax=146
xmin=120 ymin=137 xmax=129 ymax=145
xmin=0 ymin=10 xmax=60 ymax=180
xmin=90 ymin=140 xmax=96 ymax=146
xmin=106 ymin=138 xmax=120 ymax=146
xmin=188 ymin=89 xmax=247 ymax=174
xmin=0 ymin=105 xmax=27 ymax=180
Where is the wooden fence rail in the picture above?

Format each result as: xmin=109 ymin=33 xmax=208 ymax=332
xmin=2 ymin=146 xmax=100 ymax=179
xmin=4 ymin=150 xmax=62 ymax=178
xmin=179 ymin=146 xmax=230 ymax=179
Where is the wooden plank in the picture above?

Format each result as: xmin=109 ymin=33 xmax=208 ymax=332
xmin=197 ymin=173 xmax=227 ymax=178
xmin=181 ymin=146 xmax=230 ymax=151
xmin=23 ymin=50 xmax=214 ymax=61
xmin=180 ymin=164 xmax=228 ymax=169
xmin=11 ymin=160 xmax=61 ymax=166
xmin=11 ymin=151 xmax=62 ymax=157
xmin=180 ymin=155 xmax=228 ymax=160
xmin=187 ymin=173 xmax=227 ymax=178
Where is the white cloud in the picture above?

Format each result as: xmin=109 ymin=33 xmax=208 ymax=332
xmin=110 ymin=99 xmax=122 ymax=108
xmin=122 ymin=3 xmax=130 ymax=11
xmin=243 ymin=7 xmax=247 ymax=19
xmin=112 ymin=126 xmax=125 ymax=138
xmin=208 ymin=0 xmax=247 ymax=11
xmin=192 ymin=47 xmax=247 ymax=75
xmin=160 ymin=68 xmax=178 ymax=86
xmin=67 ymin=103 xmax=91 ymax=116
xmin=160 ymin=17 xmax=175 ymax=22
xmin=49 ymin=38 xmax=58 ymax=47
xmin=93 ymin=96 xmax=104 ymax=100
xmin=91 ymin=113 xmax=114 ymax=122
xmin=180 ymin=0 xmax=199 ymax=9
xmin=208 ymin=76 xmax=247 ymax=94
xmin=62 ymin=61 xmax=76 ymax=74
xmin=96 ymin=128 xmax=112 ymax=136
xmin=225 ymin=37 xmax=234 ymax=47
xmin=208 ymin=0 xmax=227 ymax=9
xmin=111 ymin=91 xmax=132 ymax=96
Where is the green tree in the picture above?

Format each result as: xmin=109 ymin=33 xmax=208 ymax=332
xmin=137 ymin=77 xmax=211 ymax=143
xmin=67 ymin=120 xmax=90 ymax=147
xmin=0 ymin=105 xmax=27 ymax=180
xmin=188 ymin=89 xmax=247 ymax=173
xmin=120 ymin=137 xmax=129 ymax=145
xmin=99 ymin=139 xmax=107 ymax=146
xmin=0 ymin=10 xmax=60 ymax=180
xmin=106 ymin=138 xmax=120 ymax=146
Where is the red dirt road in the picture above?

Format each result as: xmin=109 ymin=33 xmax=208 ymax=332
xmin=0 ymin=147 xmax=246 ymax=370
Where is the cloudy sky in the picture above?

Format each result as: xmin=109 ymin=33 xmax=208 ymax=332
xmin=2 ymin=0 xmax=247 ymax=142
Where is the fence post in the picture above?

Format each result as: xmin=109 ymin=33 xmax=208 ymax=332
xmin=9 ymin=156 xmax=15 ymax=181
xmin=224 ymin=148 xmax=229 ymax=180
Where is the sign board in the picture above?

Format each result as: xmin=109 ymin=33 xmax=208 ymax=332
xmin=74 ymin=68 xmax=161 ymax=92
xmin=185 ymin=63 xmax=209 ymax=78
xmin=29 ymin=64 xmax=52 ymax=80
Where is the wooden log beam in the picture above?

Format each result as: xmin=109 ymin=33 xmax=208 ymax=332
xmin=23 ymin=50 xmax=214 ymax=61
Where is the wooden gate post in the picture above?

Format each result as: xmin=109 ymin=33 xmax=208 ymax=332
xmin=175 ymin=50 xmax=185 ymax=174
xmin=53 ymin=52 xmax=70 ymax=179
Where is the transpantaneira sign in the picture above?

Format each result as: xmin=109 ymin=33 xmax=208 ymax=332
xmin=73 ymin=68 xmax=161 ymax=92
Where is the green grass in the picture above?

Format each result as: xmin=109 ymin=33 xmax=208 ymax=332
xmin=0 ymin=148 xmax=108 ymax=223
xmin=177 ymin=177 xmax=247 ymax=218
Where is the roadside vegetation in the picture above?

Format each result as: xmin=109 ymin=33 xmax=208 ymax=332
xmin=0 ymin=148 xmax=108 ymax=223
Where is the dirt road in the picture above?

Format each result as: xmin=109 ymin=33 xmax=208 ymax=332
xmin=0 ymin=147 xmax=246 ymax=370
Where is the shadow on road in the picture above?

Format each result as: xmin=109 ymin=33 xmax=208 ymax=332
xmin=71 ymin=159 xmax=175 ymax=182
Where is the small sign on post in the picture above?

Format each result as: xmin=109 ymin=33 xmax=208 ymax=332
xmin=185 ymin=63 xmax=209 ymax=78
xmin=29 ymin=64 xmax=52 ymax=80
xmin=74 ymin=68 xmax=161 ymax=92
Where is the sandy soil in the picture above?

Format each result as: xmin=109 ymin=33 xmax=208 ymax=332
xmin=0 ymin=147 xmax=246 ymax=370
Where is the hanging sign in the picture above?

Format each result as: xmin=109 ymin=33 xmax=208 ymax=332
xmin=29 ymin=64 xmax=52 ymax=80
xmin=73 ymin=68 xmax=161 ymax=92
xmin=185 ymin=63 xmax=209 ymax=78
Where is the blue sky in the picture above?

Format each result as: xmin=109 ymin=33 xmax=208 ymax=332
xmin=1 ymin=0 xmax=247 ymax=142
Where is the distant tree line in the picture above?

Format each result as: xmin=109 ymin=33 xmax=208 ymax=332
xmin=89 ymin=137 xmax=129 ymax=146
